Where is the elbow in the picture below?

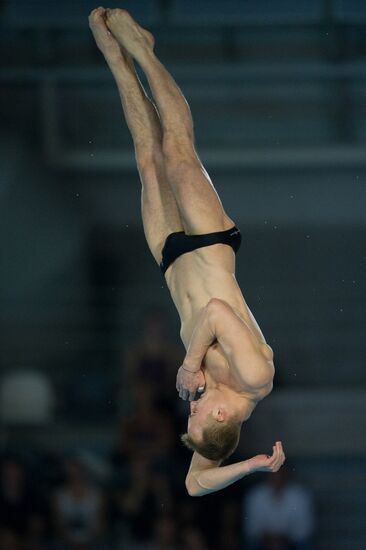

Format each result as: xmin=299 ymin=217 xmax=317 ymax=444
xmin=186 ymin=486 xmax=198 ymax=497
xmin=185 ymin=476 xmax=202 ymax=497
xmin=185 ymin=477 xmax=196 ymax=497
xmin=207 ymin=297 xmax=224 ymax=309
xmin=206 ymin=297 xmax=225 ymax=318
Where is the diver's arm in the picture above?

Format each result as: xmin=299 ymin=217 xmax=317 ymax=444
xmin=183 ymin=298 xmax=272 ymax=372
xmin=176 ymin=302 xmax=215 ymax=401
xmin=182 ymin=302 xmax=216 ymax=371
xmin=178 ymin=298 xmax=273 ymax=401
xmin=186 ymin=442 xmax=285 ymax=497
xmin=206 ymin=298 xmax=274 ymax=391
xmin=185 ymin=452 xmax=249 ymax=497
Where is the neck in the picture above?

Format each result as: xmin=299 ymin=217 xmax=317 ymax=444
xmin=210 ymin=383 xmax=256 ymax=421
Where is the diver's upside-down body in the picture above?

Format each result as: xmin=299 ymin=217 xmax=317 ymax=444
xmin=88 ymin=6 xmax=285 ymax=496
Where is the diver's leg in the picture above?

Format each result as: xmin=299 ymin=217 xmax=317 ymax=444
xmin=89 ymin=8 xmax=183 ymax=264
xmin=105 ymin=9 xmax=235 ymax=235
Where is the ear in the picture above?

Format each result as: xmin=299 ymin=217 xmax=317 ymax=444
xmin=215 ymin=408 xmax=226 ymax=422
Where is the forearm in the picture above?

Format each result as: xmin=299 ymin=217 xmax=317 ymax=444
xmin=187 ymin=460 xmax=251 ymax=497
xmin=184 ymin=302 xmax=216 ymax=370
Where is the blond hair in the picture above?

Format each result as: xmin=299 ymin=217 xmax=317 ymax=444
xmin=181 ymin=415 xmax=241 ymax=461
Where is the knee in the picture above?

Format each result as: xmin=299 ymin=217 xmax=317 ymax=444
xmin=163 ymin=145 xmax=199 ymax=185
xmin=135 ymin=144 xmax=164 ymax=172
xmin=162 ymin=131 xmax=196 ymax=166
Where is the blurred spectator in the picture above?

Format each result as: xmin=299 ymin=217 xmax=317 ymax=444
xmin=110 ymin=381 xmax=176 ymax=471
xmin=218 ymin=498 xmax=241 ymax=550
xmin=242 ymin=465 xmax=315 ymax=550
xmin=123 ymin=305 xmax=184 ymax=410
xmin=111 ymin=453 xmax=174 ymax=545
xmin=150 ymin=515 xmax=178 ymax=550
xmin=0 ymin=456 xmax=47 ymax=550
xmin=179 ymin=523 xmax=211 ymax=550
xmin=52 ymin=456 xmax=106 ymax=549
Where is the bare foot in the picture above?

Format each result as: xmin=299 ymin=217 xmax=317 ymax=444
xmin=104 ymin=8 xmax=155 ymax=61
xmin=89 ymin=8 xmax=139 ymax=81
xmin=88 ymin=7 xmax=125 ymax=66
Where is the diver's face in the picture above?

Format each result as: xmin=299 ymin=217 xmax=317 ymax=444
xmin=187 ymin=390 xmax=217 ymax=440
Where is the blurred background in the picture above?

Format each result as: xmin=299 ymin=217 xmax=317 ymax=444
xmin=0 ymin=0 xmax=366 ymax=548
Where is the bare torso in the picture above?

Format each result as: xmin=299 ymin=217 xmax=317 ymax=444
xmin=164 ymin=242 xmax=274 ymax=403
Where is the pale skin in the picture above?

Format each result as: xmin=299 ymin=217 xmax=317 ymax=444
xmin=88 ymin=7 xmax=285 ymax=496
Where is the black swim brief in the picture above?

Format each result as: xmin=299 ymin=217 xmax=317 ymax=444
xmin=159 ymin=225 xmax=242 ymax=275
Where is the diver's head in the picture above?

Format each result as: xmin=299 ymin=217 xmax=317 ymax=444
xmin=181 ymin=388 xmax=242 ymax=461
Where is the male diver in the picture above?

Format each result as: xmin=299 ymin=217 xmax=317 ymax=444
xmin=89 ymin=7 xmax=285 ymax=496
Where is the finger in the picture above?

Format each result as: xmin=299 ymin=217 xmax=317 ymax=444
xmin=189 ymin=390 xmax=197 ymax=402
xmin=179 ymin=390 xmax=188 ymax=401
xmin=275 ymin=442 xmax=285 ymax=462
xmin=272 ymin=444 xmax=285 ymax=469
xmin=269 ymin=445 xmax=278 ymax=464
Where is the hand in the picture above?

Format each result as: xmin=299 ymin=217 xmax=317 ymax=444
xmin=176 ymin=363 xmax=206 ymax=401
xmin=247 ymin=441 xmax=286 ymax=473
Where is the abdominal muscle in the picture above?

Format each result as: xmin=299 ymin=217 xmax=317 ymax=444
xmin=164 ymin=243 xmax=271 ymax=391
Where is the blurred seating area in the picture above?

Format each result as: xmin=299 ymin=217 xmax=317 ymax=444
xmin=0 ymin=338 xmax=319 ymax=550
xmin=0 ymin=302 xmax=365 ymax=549
xmin=1 ymin=361 xmax=365 ymax=549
